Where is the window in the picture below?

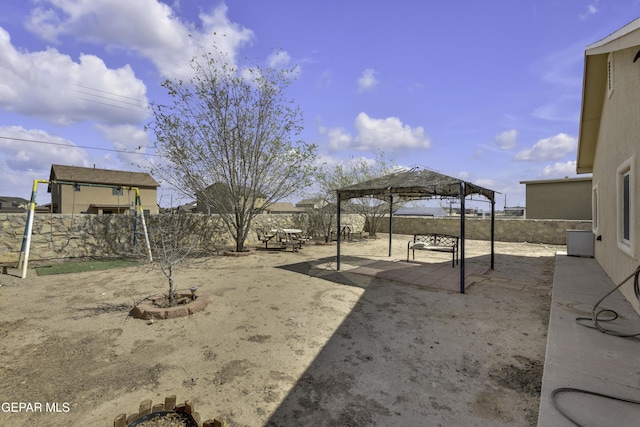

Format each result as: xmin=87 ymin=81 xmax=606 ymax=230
xmin=617 ymin=157 xmax=634 ymax=255
xmin=112 ymin=186 xmax=123 ymax=196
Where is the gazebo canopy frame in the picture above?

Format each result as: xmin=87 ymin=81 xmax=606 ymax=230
xmin=336 ymin=167 xmax=497 ymax=294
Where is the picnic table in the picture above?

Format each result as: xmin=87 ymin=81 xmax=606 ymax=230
xmin=270 ymin=228 xmax=304 ymax=252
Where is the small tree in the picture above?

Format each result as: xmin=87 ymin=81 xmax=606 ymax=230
xmin=147 ymin=49 xmax=317 ymax=252
xmin=149 ymin=212 xmax=194 ymax=306
xmin=318 ymin=152 xmax=402 ymax=237
xmin=298 ymin=196 xmax=335 ymax=243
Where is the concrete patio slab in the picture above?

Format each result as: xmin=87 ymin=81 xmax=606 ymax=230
xmin=538 ymin=254 xmax=640 ymax=426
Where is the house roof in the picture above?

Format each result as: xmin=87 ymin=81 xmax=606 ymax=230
xmin=519 ymin=177 xmax=592 ymax=185
xmin=577 ymin=18 xmax=640 ymax=173
xmin=49 ymin=164 xmax=160 ymax=189
xmin=264 ymin=202 xmax=301 ymax=212
xmin=296 ymin=197 xmax=325 ymax=206
xmin=0 ymin=196 xmax=29 ymax=205
xmin=337 ymin=167 xmax=496 ymax=202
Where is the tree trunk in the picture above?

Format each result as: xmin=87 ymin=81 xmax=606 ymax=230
xmin=168 ymin=265 xmax=175 ymax=306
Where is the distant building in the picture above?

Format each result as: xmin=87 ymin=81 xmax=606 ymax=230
xmin=502 ymin=206 xmax=525 ymax=217
xmin=394 ymin=206 xmax=447 ymax=217
xmin=259 ymin=202 xmax=302 ymax=214
xmin=177 ymin=201 xmax=198 ymax=213
xmin=48 ymin=164 xmax=160 ymax=215
xmin=0 ymin=196 xmax=29 ymax=212
xmin=296 ymin=197 xmax=329 ymax=210
xmin=196 ymin=183 xmax=266 ymax=214
xmin=520 ymin=177 xmax=592 ymax=220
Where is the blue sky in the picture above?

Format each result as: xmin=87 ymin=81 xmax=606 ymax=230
xmin=0 ymin=1 xmax=639 ymax=209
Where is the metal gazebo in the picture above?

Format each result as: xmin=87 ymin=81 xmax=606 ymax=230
xmin=336 ymin=167 xmax=497 ymax=294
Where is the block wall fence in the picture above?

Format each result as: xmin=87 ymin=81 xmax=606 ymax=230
xmin=0 ymin=212 xmax=590 ymax=264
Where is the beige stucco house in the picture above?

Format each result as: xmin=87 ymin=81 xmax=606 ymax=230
xmin=520 ymin=177 xmax=592 ymax=220
xmin=577 ymin=18 xmax=640 ymax=313
xmin=48 ymin=164 xmax=160 ymax=215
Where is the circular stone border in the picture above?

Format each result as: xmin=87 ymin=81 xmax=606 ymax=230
xmin=130 ymin=291 xmax=210 ymax=320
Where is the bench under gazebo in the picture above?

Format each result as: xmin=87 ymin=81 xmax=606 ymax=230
xmin=336 ymin=167 xmax=497 ymax=293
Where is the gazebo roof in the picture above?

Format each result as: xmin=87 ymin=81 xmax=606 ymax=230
xmin=337 ymin=168 xmax=496 ymax=202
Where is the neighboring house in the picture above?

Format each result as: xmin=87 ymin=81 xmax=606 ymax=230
xmin=519 ymin=177 xmax=592 ymax=220
xmin=0 ymin=196 xmax=29 ymax=212
xmin=196 ymin=183 xmax=266 ymax=214
xmin=48 ymin=164 xmax=160 ymax=215
xmin=576 ymin=18 xmax=640 ymax=313
xmin=394 ymin=206 xmax=447 ymax=217
xmin=502 ymin=206 xmax=525 ymax=217
xmin=177 ymin=201 xmax=198 ymax=213
xmin=295 ymin=197 xmax=329 ymax=210
xmin=259 ymin=202 xmax=302 ymax=214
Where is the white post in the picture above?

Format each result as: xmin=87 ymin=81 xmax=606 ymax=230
xmin=135 ymin=188 xmax=153 ymax=262
xmin=20 ymin=180 xmax=47 ymax=279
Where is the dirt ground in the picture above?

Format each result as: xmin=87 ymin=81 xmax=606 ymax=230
xmin=0 ymin=234 xmax=563 ymax=427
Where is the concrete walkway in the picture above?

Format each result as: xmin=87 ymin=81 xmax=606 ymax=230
xmin=538 ymin=254 xmax=640 ymax=426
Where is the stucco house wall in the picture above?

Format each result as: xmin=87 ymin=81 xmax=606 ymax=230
xmin=49 ymin=165 xmax=159 ymax=215
xmin=520 ymin=178 xmax=592 ymax=220
xmin=577 ymin=21 xmax=640 ymax=313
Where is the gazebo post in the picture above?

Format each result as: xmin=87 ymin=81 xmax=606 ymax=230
xmin=388 ymin=194 xmax=393 ymax=257
xmin=336 ymin=190 xmax=341 ymax=270
xmin=491 ymin=198 xmax=495 ymax=269
xmin=460 ymin=182 xmax=466 ymax=294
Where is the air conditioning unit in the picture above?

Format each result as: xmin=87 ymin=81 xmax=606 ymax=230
xmin=566 ymin=230 xmax=594 ymax=257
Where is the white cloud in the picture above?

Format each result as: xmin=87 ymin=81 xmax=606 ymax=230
xmin=580 ymin=4 xmax=598 ymax=19
xmin=0 ymin=28 xmax=148 ymax=126
xmin=25 ymin=0 xmax=254 ymax=79
xmin=495 ymin=129 xmax=518 ymax=150
xmin=267 ymin=51 xmax=290 ymax=68
xmin=0 ymin=126 xmax=89 ymax=171
xmin=357 ymin=69 xmax=379 ymax=92
xmin=514 ymin=133 xmax=577 ymax=161
xmin=0 ymin=126 xmax=91 ymax=200
xmin=321 ymin=113 xmax=431 ymax=152
xmin=265 ymin=50 xmax=301 ymax=78
xmin=318 ymin=69 xmax=332 ymax=88
xmin=353 ymin=113 xmax=431 ymax=151
xmin=539 ymin=161 xmax=579 ymax=178
xmin=532 ymin=94 xmax=581 ymax=122
xmin=319 ymin=126 xmax=352 ymax=151
xmin=95 ymin=124 xmax=150 ymax=167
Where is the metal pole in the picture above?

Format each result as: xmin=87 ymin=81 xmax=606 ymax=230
xmin=491 ymin=197 xmax=495 ymax=270
xmin=460 ymin=183 xmax=466 ymax=294
xmin=388 ymin=194 xmax=393 ymax=257
xmin=336 ymin=191 xmax=341 ymax=270
xmin=20 ymin=179 xmax=48 ymax=279
xmin=135 ymin=188 xmax=153 ymax=262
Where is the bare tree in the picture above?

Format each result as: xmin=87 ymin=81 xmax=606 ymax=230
xmin=148 ymin=213 xmax=194 ymax=306
xmin=147 ymin=50 xmax=317 ymax=252
xmin=318 ymin=152 xmax=402 ymax=237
